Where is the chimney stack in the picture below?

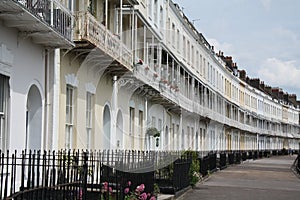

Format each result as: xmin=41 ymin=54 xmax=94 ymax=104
xmin=239 ymin=70 xmax=246 ymax=81
xmin=249 ymin=78 xmax=260 ymax=89
xmin=288 ymin=94 xmax=297 ymax=105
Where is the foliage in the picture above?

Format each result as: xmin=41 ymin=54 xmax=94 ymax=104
xmin=123 ymin=181 xmax=156 ymax=200
xmin=100 ymin=182 xmax=113 ymax=200
xmin=99 ymin=181 xmax=156 ymax=200
xmin=185 ymin=151 xmax=201 ymax=187
xmin=153 ymin=183 xmax=160 ymax=196
xmin=146 ymin=127 xmax=160 ymax=137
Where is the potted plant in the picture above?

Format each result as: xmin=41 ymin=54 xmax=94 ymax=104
xmin=146 ymin=127 xmax=160 ymax=138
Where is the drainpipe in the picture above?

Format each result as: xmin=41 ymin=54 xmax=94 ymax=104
xmin=50 ymin=0 xmax=53 ymax=26
xmin=43 ymin=49 xmax=48 ymax=151
xmin=179 ymin=111 xmax=183 ymax=150
xmin=143 ymin=25 xmax=146 ymax=62
xmin=145 ymin=98 xmax=148 ymax=150
xmin=257 ymin=133 xmax=259 ymax=151
xmin=52 ymin=49 xmax=60 ymax=150
xmin=166 ymin=109 xmax=173 ymax=151
xmin=112 ymin=75 xmax=118 ymax=149
xmin=161 ymin=108 xmax=165 ymax=151
xmin=238 ymin=131 xmax=240 ymax=151
xmin=105 ymin=0 xmax=108 ymax=28
xmin=120 ymin=0 xmax=123 ymax=35
xmin=194 ymin=117 xmax=197 ymax=151
xmin=134 ymin=11 xmax=137 ymax=59
xmin=131 ymin=8 xmax=134 ymax=54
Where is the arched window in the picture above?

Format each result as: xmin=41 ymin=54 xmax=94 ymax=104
xmin=26 ymin=85 xmax=42 ymax=150
xmin=165 ymin=126 xmax=169 ymax=150
xmin=116 ymin=110 xmax=123 ymax=149
xmin=103 ymin=105 xmax=111 ymax=149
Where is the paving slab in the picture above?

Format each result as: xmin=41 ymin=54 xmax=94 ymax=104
xmin=177 ymin=155 xmax=300 ymax=200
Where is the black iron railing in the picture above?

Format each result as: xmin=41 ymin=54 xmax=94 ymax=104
xmin=0 ymin=149 xmax=295 ymax=199
xmin=0 ymin=150 xmax=159 ymax=200
xmin=15 ymin=0 xmax=72 ymax=41
xmin=295 ymin=154 xmax=300 ymax=174
xmin=155 ymin=153 xmax=191 ymax=194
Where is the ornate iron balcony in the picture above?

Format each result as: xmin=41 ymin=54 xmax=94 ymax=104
xmin=0 ymin=0 xmax=74 ymax=48
xmin=74 ymin=11 xmax=133 ymax=70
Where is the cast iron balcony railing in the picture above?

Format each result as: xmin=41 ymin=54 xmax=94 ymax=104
xmin=0 ymin=0 xmax=74 ymax=48
xmin=74 ymin=11 xmax=133 ymax=70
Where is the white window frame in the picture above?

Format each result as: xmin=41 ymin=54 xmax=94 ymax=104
xmin=148 ymin=0 xmax=153 ymax=19
xmin=139 ymin=110 xmax=143 ymax=136
xmin=129 ymin=107 xmax=135 ymax=135
xmin=154 ymin=0 xmax=158 ymax=25
xmin=172 ymin=23 xmax=175 ymax=45
xmin=159 ymin=6 xmax=164 ymax=31
xmin=86 ymin=92 xmax=93 ymax=149
xmin=65 ymin=84 xmax=74 ymax=149
xmin=0 ymin=74 xmax=9 ymax=150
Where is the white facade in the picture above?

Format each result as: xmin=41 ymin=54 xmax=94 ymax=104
xmin=1 ymin=0 xmax=300 ymax=152
xmin=0 ymin=21 xmax=46 ymax=151
xmin=0 ymin=0 xmax=73 ymax=151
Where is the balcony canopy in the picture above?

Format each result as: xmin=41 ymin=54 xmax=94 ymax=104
xmin=0 ymin=0 xmax=74 ymax=48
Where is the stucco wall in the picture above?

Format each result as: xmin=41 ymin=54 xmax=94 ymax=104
xmin=0 ymin=21 xmax=45 ymax=151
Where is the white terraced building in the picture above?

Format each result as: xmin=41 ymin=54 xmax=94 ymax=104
xmin=0 ymin=0 xmax=300 ymax=152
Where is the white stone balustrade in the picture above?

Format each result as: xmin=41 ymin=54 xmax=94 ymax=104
xmin=74 ymin=11 xmax=133 ymax=70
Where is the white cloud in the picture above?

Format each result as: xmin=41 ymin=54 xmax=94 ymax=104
xmin=258 ymin=58 xmax=300 ymax=90
xmin=207 ymin=38 xmax=233 ymax=54
xmin=274 ymin=27 xmax=298 ymax=42
xmin=260 ymin=0 xmax=272 ymax=10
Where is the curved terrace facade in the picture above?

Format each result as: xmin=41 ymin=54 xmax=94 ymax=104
xmin=57 ymin=0 xmax=300 ymax=152
xmin=0 ymin=0 xmax=299 ymax=152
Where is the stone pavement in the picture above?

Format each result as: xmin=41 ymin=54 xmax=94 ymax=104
xmin=177 ymin=155 xmax=300 ymax=200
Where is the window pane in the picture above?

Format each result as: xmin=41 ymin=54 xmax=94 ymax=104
xmin=0 ymin=74 xmax=8 ymax=150
xmin=65 ymin=125 xmax=73 ymax=149
xmin=152 ymin=116 xmax=156 ymax=127
xmin=86 ymin=92 xmax=93 ymax=128
xmin=139 ymin=110 xmax=143 ymax=134
xmin=158 ymin=119 xmax=162 ymax=131
xmin=0 ymin=74 xmax=7 ymax=112
xmin=66 ymin=87 xmax=70 ymax=105
xmin=0 ymin=116 xmax=4 ymax=149
xmin=66 ymin=85 xmax=73 ymax=124
xmin=66 ymin=85 xmax=74 ymax=149
xmin=87 ymin=128 xmax=91 ymax=149
xmin=129 ymin=107 xmax=135 ymax=135
xmin=65 ymin=106 xmax=69 ymax=123
xmin=69 ymin=105 xmax=73 ymax=123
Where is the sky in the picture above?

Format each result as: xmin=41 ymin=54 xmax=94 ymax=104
xmin=173 ymin=0 xmax=300 ymax=99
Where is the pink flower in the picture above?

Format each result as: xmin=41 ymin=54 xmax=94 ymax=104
xmin=127 ymin=181 xmax=131 ymax=186
xmin=137 ymin=184 xmax=145 ymax=192
xmin=124 ymin=187 xmax=130 ymax=194
xmin=78 ymin=188 xmax=83 ymax=199
xmin=150 ymin=196 xmax=156 ymax=200
xmin=102 ymin=182 xmax=109 ymax=192
xmin=140 ymin=184 xmax=145 ymax=190
xmin=139 ymin=192 xmax=147 ymax=200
